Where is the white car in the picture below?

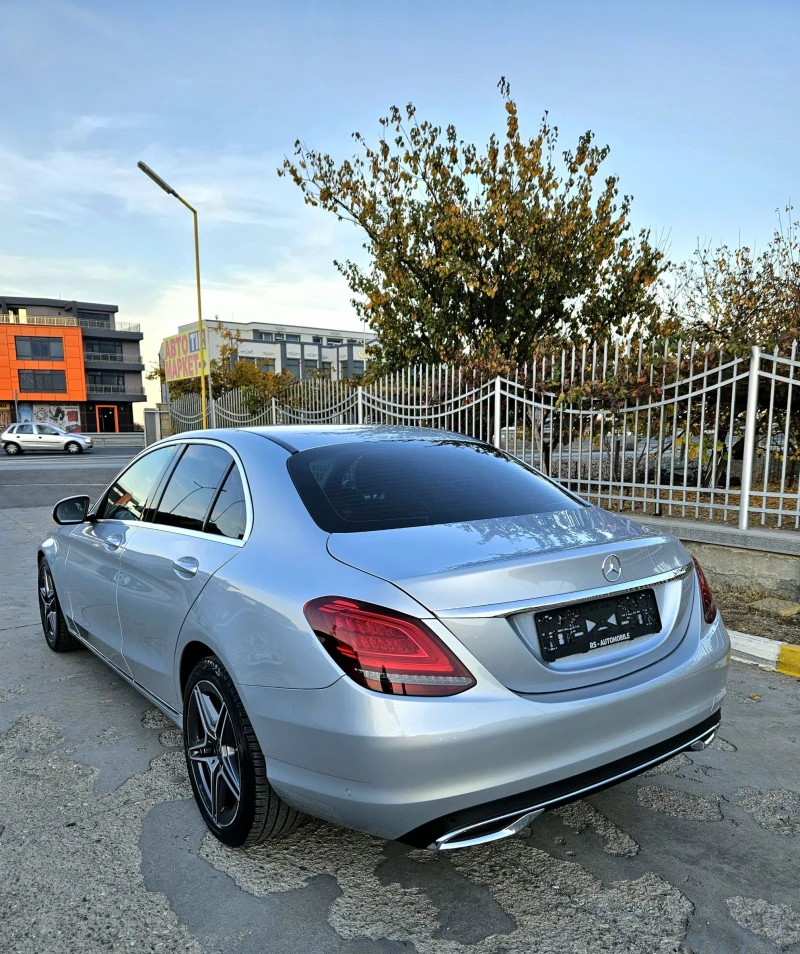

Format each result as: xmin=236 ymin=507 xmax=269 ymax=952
xmin=2 ymin=423 xmax=94 ymax=455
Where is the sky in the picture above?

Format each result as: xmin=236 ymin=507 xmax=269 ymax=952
xmin=1 ymin=0 xmax=798 ymax=410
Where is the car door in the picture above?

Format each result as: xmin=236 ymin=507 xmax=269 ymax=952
xmin=61 ymin=445 xmax=178 ymax=671
xmin=117 ymin=441 xmax=249 ymax=712
xmin=35 ymin=424 xmax=63 ymax=450
xmin=15 ymin=423 xmax=37 ymax=449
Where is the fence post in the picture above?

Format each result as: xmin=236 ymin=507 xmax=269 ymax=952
xmin=357 ymin=386 xmax=364 ymax=425
xmin=270 ymin=397 xmax=277 ymax=426
xmin=493 ymin=377 xmax=502 ymax=448
xmin=738 ymin=345 xmax=761 ymax=530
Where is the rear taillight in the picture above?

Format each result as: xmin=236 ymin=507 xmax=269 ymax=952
xmin=693 ymin=559 xmax=717 ymax=624
xmin=303 ymin=597 xmax=476 ymax=696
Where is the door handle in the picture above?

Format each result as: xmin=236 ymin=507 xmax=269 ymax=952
xmin=105 ymin=533 xmax=124 ymax=551
xmin=173 ymin=556 xmax=199 ymax=578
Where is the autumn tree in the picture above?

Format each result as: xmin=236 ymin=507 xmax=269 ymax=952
xmin=662 ymin=207 xmax=800 ymax=353
xmin=280 ymin=78 xmax=666 ymax=370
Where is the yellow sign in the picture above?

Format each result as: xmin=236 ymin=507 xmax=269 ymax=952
xmin=163 ymin=330 xmax=208 ymax=382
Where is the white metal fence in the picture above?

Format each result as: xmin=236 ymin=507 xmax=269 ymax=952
xmin=170 ymin=340 xmax=800 ymax=531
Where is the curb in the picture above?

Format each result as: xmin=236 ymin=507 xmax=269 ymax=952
xmin=729 ymin=630 xmax=800 ymax=679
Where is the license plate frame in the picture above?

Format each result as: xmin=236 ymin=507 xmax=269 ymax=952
xmin=535 ymin=588 xmax=662 ymax=662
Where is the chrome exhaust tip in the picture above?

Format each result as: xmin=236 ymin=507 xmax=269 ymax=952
xmin=428 ymin=807 xmax=544 ymax=851
xmin=690 ymin=729 xmax=716 ymax=751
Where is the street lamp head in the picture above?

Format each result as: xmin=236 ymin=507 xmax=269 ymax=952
xmin=137 ymin=161 xmax=174 ymax=195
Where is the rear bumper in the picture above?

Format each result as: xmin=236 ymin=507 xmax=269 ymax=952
xmin=237 ymin=615 xmax=730 ymax=842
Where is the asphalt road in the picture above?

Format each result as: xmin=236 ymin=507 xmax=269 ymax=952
xmin=0 ymin=447 xmax=137 ymax=509
xmin=1 ymin=506 xmax=799 ymax=954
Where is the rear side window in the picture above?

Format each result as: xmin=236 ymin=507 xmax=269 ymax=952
xmin=288 ymin=439 xmax=582 ymax=533
xmin=101 ymin=446 xmax=176 ymax=521
xmin=153 ymin=444 xmax=232 ymax=532
xmin=205 ymin=466 xmax=247 ymax=539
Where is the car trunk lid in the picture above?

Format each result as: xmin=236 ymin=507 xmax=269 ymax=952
xmin=327 ymin=507 xmax=695 ymax=693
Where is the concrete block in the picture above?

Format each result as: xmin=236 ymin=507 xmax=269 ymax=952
xmin=747 ymin=597 xmax=800 ymax=618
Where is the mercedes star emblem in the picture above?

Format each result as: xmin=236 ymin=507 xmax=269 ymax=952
xmin=602 ymin=554 xmax=622 ymax=583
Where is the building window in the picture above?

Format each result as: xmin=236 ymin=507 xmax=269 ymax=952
xmin=312 ymin=335 xmax=323 ymax=343
xmin=88 ymin=370 xmax=125 ymax=390
xmin=15 ymin=336 xmax=64 ymax=360
xmin=274 ymin=333 xmax=284 ymax=341
xmin=18 ymin=370 xmax=67 ymax=392
xmin=257 ymin=358 xmax=276 ymax=373
xmin=352 ymin=361 xmax=365 ymax=376
xmin=303 ymin=359 xmax=318 ymax=377
xmin=284 ymin=358 xmax=300 ymax=378
xmin=285 ymin=333 xmax=301 ymax=342
xmin=253 ymin=331 xmax=273 ymax=342
xmin=84 ymin=339 xmax=122 ymax=354
xmin=347 ymin=338 xmax=361 ymax=344
xmin=321 ymin=361 xmax=332 ymax=374
xmin=326 ymin=337 xmax=342 ymax=345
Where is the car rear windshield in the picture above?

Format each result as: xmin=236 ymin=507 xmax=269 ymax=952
xmin=287 ymin=439 xmax=582 ymax=533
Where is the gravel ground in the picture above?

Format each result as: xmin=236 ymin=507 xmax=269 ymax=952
xmin=1 ymin=506 xmax=799 ymax=954
xmin=714 ymin=586 xmax=800 ymax=645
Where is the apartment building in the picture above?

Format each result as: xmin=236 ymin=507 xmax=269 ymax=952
xmin=173 ymin=319 xmax=376 ymax=382
xmin=0 ymin=296 xmax=145 ymax=432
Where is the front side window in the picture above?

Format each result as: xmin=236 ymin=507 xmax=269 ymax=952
xmin=153 ymin=444 xmax=232 ymax=532
xmin=205 ymin=466 xmax=247 ymax=539
xmin=100 ymin=447 xmax=176 ymax=521
xmin=36 ymin=424 xmax=60 ymax=435
xmin=288 ymin=440 xmax=582 ymax=533
xmin=15 ymin=336 xmax=64 ymax=360
xmin=18 ymin=370 xmax=67 ymax=392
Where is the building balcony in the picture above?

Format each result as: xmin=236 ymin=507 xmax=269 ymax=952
xmin=1 ymin=313 xmax=78 ymax=327
xmin=86 ymin=383 xmax=147 ymax=402
xmin=78 ymin=318 xmax=141 ymax=332
xmin=87 ymin=383 xmax=145 ymax=394
xmin=84 ymin=352 xmax=145 ymax=370
xmin=1 ymin=313 xmax=141 ymax=333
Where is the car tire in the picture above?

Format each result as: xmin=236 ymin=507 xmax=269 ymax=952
xmin=4 ymin=442 xmax=21 ymax=455
xmin=183 ymin=656 xmax=304 ymax=848
xmin=38 ymin=558 xmax=80 ymax=652
xmin=65 ymin=441 xmax=82 ymax=454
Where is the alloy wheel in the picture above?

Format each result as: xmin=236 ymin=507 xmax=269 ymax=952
xmin=186 ymin=681 xmax=242 ymax=828
xmin=66 ymin=442 xmax=80 ymax=454
xmin=38 ymin=563 xmax=58 ymax=646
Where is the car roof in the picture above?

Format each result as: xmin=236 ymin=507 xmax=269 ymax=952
xmin=246 ymin=425 xmax=481 ymax=453
xmin=167 ymin=425 xmax=481 ymax=455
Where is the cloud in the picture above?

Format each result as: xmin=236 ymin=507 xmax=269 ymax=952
xmin=0 ymin=142 xmax=313 ymax=228
xmin=63 ymin=114 xmax=148 ymax=144
xmin=0 ymin=252 xmax=144 ymax=292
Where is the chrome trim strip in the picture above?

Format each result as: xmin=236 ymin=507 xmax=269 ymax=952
xmin=435 ymin=562 xmax=694 ymax=620
xmin=428 ymin=716 xmax=718 ymax=850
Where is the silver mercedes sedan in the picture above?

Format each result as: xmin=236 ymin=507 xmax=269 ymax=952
xmin=39 ymin=426 xmax=730 ymax=850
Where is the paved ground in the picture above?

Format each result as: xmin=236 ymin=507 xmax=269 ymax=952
xmin=0 ymin=447 xmax=137 ymax=509
xmin=1 ymin=506 xmax=799 ymax=954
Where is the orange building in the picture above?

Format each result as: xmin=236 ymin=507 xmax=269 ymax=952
xmin=0 ymin=297 xmax=145 ymax=432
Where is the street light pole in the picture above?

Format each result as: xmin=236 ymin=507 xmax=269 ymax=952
xmin=137 ymin=161 xmax=208 ymax=429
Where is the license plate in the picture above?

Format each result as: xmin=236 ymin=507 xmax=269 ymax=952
xmin=535 ymin=589 xmax=661 ymax=662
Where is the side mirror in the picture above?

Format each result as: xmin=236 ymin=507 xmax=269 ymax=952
xmin=53 ymin=495 xmax=93 ymax=526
